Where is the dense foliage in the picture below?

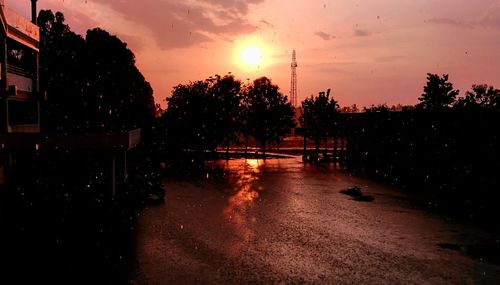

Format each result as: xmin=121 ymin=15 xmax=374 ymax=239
xmin=338 ymin=74 xmax=500 ymax=221
xmin=245 ymin=77 xmax=295 ymax=155
xmin=160 ymin=75 xmax=295 ymax=158
xmin=38 ymin=10 xmax=155 ymax=133
xmin=300 ymin=89 xmax=339 ymax=154
xmin=1 ymin=12 xmax=161 ymax=283
xmin=417 ymin=73 xmax=459 ymax=111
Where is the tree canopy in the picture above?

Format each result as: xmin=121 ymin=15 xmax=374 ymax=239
xmin=37 ymin=10 xmax=155 ymax=133
xmin=455 ymin=84 xmax=500 ymax=110
xmin=300 ymin=89 xmax=339 ymax=152
xmin=417 ymin=73 xmax=459 ymax=111
xmin=164 ymin=80 xmax=218 ymax=152
xmin=160 ymin=75 xmax=294 ymax=157
xmin=208 ymin=75 xmax=243 ymax=150
xmin=245 ymin=77 xmax=295 ymax=154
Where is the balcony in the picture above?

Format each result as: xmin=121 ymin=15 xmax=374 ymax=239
xmin=0 ymin=129 xmax=142 ymax=150
xmin=3 ymin=5 xmax=39 ymax=50
xmin=7 ymin=123 xmax=40 ymax=133
xmin=6 ymin=64 xmax=33 ymax=99
xmin=3 ymin=99 xmax=39 ymax=133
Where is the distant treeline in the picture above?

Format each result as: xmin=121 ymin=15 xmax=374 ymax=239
xmin=341 ymin=74 xmax=500 ymax=222
xmin=344 ymin=109 xmax=500 ymax=220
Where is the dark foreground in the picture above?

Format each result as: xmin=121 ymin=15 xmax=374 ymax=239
xmin=132 ymin=158 xmax=500 ymax=284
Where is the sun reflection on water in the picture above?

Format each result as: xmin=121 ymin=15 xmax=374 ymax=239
xmin=223 ymin=159 xmax=264 ymax=243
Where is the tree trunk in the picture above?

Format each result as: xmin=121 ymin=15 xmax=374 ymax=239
xmin=324 ymin=138 xmax=328 ymax=161
xmin=262 ymin=140 xmax=266 ymax=159
xmin=314 ymin=139 xmax=320 ymax=163
xmin=245 ymin=135 xmax=248 ymax=157
xmin=303 ymin=135 xmax=307 ymax=161
xmin=333 ymin=136 xmax=338 ymax=163
xmin=340 ymin=136 xmax=345 ymax=164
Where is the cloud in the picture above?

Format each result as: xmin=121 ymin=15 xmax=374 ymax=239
xmin=198 ymin=0 xmax=265 ymax=15
xmin=374 ymin=56 xmax=405 ymax=63
xmin=354 ymin=29 xmax=371 ymax=37
xmin=427 ymin=18 xmax=474 ymax=29
xmin=479 ymin=1 xmax=500 ymax=29
xmin=142 ymin=67 xmax=180 ymax=75
xmin=309 ymin=62 xmax=355 ymax=74
xmin=16 ymin=0 xmax=99 ymax=36
xmin=116 ymin=34 xmax=145 ymax=54
xmin=427 ymin=2 xmax=500 ymax=31
xmin=89 ymin=0 xmax=263 ymax=49
xmin=314 ymin=31 xmax=334 ymax=41
xmin=316 ymin=67 xmax=349 ymax=74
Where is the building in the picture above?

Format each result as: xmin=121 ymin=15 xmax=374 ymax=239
xmin=0 ymin=0 xmax=41 ymax=133
xmin=0 ymin=0 xmax=140 ymax=195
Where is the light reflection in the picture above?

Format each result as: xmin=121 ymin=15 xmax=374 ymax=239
xmin=223 ymin=159 xmax=264 ymax=242
xmin=245 ymin=158 xmax=262 ymax=170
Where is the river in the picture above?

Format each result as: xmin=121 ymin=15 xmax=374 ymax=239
xmin=132 ymin=157 xmax=499 ymax=284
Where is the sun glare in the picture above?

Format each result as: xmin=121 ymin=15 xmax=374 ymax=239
xmin=233 ymin=39 xmax=274 ymax=72
xmin=241 ymin=47 xmax=263 ymax=66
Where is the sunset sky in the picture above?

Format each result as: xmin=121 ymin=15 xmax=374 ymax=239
xmin=11 ymin=0 xmax=500 ymax=107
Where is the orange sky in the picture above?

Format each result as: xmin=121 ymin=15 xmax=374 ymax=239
xmin=10 ymin=0 xmax=500 ymax=108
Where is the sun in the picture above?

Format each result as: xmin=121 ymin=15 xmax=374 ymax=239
xmin=241 ymin=47 xmax=263 ymax=66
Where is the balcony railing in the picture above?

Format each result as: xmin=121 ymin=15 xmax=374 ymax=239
xmin=6 ymin=71 xmax=33 ymax=94
xmin=7 ymin=64 xmax=32 ymax=77
xmin=8 ymin=124 xmax=40 ymax=133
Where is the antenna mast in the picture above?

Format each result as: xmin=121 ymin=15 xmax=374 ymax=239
xmin=290 ymin=50 xmax=298 ymax=107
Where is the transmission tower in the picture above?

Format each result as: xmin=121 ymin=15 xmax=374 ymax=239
xmin=290 ymin=50 xmax=298 ymax=107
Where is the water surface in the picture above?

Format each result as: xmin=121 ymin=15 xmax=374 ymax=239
xmin=133 ymin=158 xmax=499 ymax=284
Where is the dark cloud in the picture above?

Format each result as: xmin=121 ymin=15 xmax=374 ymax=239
xmin=259 ymin=20 xmax=274 ymax=28
xmin=354 ymin=29 xmax=371 ymax=37
xmin=314 ymin=31 xmax=334 ymax=41
xmin=91 ymin=0 xmax=263 ymax=49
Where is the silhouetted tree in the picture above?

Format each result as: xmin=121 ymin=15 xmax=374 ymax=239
xmin=240 ymin=83 xmax=252 ymax=155
xmin=455 ymin=84 xmax=500 ymax=110
xmin=363 ymin=103 xmax=389 ymax=113
xmin=340 ymin=104 xmax=359 ymax=113
xmin=417 ymin=73 xmax=459 ymax=111
xmin=245 ymin=77 xmax=295 ymax=156
xmin=36 ymin=10 xmax=161 ymax=202
xmin=163 ymin=74 xmax=246 ymax=159
xmin=208 ymin=74 xmax=243 ymax=158
xmin=37 ymin=10 xmax=155 ymax=133
xmin=300 ymin=89 xmax=339 ymax=156
xmin=38 ymin=10 xmax=87 ymax=132
xmin=164 ymin=80 xmax=218 ymax=154
xmin=85 ymin=28 xmax=155 ymax=132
